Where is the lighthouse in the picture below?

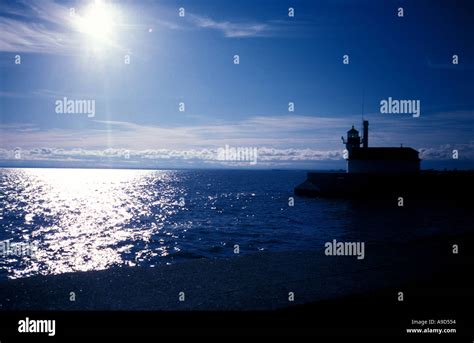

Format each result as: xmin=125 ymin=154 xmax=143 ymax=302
xmin=342 ymin=120 xmax=420 ymax=173
xmin=341 ymin=125 xmax=361 ymax=155
xmin=295 ymin=120 xmax=470 ymax=199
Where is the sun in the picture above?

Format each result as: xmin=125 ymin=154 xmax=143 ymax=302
xmin=75 ymin=0 xmax=116 ymax=42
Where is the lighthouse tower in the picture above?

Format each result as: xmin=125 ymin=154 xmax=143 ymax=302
xmin=341 ymin=125 xmax=361 ymax=155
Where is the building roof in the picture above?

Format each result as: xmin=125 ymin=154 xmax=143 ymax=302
xmin=349 ymin=147 xmax=420 ymax=161
xmin=347 ymin=125 xmax=358 ymax=133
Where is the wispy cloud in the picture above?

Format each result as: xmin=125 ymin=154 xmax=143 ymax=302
xmin=0 ymin=0 xmax=298 ymax=55
xmin=1 ymin=110 xmax=473 ymax=168
xmin=0 ymin=0 xmax=80 ymax=54
xmin=188 ymin=14 xmax=276 ymax=38
xmin=0 ymin=114 xmax=348 ymax=151
xmin=2 ymin=111 xmax=473 ymax=159
xmin=0 ymin=0 xmax=126 ymax=54
xmin=0 ymin=16 xmax=76 ymax=54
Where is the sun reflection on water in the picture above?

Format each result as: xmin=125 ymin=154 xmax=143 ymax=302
xmin=0 ymin=168 xmax=184 ymax=278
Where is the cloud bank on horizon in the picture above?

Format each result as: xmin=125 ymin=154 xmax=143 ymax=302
xmin=0 ymin=0 xmax=473 ymax=169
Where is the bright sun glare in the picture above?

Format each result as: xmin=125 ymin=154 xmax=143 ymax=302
xmin=76 ymin=0 xmax=116 ymax=42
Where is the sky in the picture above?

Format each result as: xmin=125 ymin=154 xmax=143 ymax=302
xmin=0 ymin=0 xmax=473 ymax=169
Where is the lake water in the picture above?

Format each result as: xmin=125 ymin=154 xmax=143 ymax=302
xmin=0 ymin=168 xmax=470 ymax=279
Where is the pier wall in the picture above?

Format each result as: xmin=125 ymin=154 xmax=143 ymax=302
xmin=295 ymin=171 xmax=473 ymax=200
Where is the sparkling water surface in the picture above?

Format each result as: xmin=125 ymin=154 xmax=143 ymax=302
xmin=0 ymin=168 xmax=470 ymax=279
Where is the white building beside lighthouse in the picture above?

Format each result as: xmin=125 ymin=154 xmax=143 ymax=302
xmin=342 ymin=120 xmax=420 ymax=174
